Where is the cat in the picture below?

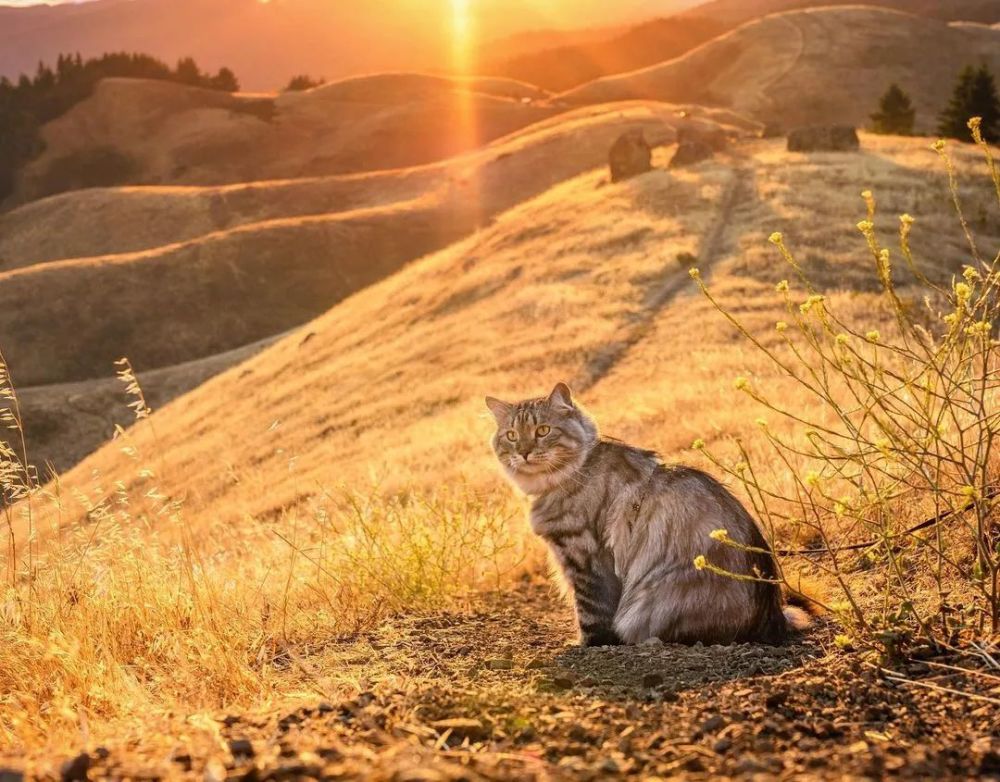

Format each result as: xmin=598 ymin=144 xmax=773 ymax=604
xmin=486 ymin=382 xmax=811 ymax=646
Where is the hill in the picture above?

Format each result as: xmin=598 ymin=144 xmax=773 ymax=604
xmin=487 ymin=16 xmax=727 ymax=92
xmin=4 ymin=111 xmax=999 ymax=766
xmin=3 ymin=102 xmax=757 ymax=471
xmin=5 ymin=74 xmax=556 ymax=206
xmin=26 ymin=129 xmax=999 ymax=543
xmin=0 ymin=0 xmax=695 ymax=92
xmin=560 ymin=6 xmax=1000 ymax=131
xmin=679 ymin=0 xmax=1000 ymax=25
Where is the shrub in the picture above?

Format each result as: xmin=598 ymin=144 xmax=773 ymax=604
xmin=36 ymin=146 xmax=138 ymax=197
xmin=870 ymin=83 xmax=915 ymax=136
xmin=284 ymin=74 xmax=326 ymax=92
xmin=689 ymin=119 xmax=1000 ymax=658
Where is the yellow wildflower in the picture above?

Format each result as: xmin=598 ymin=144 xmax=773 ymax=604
xmin=866 ymin=330 xmax=880 ymax=343
xmin=775 ymin=279 xmax=789 ymax=293
xmin=776 ymin=321 xmax=788 ymax=333
xmin=709 ymin=529 xmax=730 ymax=542
xmin=693 ymin=555 xmax=707 ymax=571
xmin=769 ymin=231 xmax=783 ymax=245
xmin=692 ymin=438 xmax=706 ymax=450
xmin=734 ymin=376 xmax=750 ymax=391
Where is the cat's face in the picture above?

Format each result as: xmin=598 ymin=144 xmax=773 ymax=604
xmin=486 ymin=383 xmax=598 ymax=494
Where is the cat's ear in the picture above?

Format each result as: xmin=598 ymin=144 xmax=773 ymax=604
xmin=485 ymin=396 xmax=513 ymax=423
xmin=548 ymin=382 xmax=575 ymax=410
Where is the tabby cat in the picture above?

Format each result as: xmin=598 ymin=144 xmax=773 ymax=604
xmin=486 ymin=383 xmax=810 ymax=646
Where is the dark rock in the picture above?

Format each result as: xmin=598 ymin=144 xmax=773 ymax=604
xmin=642 ymin=673 xmax=664 ymax=688
xmin=0 ymin=769 xmax=24 ymax=782
xmin=787 ymin=125 xmax=860 ymax=152
xmin=677 ymin=122 xmax=728 ymax=151
xmin=981 ymin=751 xmax=1000 ymax=775
xmin=228 ymin=739 xmax=255 ymax=758
xmin=485 ymin=657 xmax=514 ymax=670
xmin=669 ymin=140 xmax=714 ymax=168
xmin=713 ymin=737 xmax=733 ymax=754
xmin=609 ymin=129 xmax=653 ymax=183
xmin=699 ymin=714 xmax=727 ymax=734
xmin=60 ymin=753 xmax=90 ymax=782
xmin=765 ymin=688 xmax=789 ymax=709
xmin=760 ymin=122 xmax=785 ymax=139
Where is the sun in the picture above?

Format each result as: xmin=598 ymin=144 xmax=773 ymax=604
xmin=450 ymin=0 xmax=473 ymax=72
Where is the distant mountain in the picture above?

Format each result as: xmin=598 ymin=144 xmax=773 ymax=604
xmin=487 ymin=16 xmax=727 ymax=92
xmin=0 ymin=0 xmax=699 ymax=91
xmin=678 ymin=0 xmax=1000 ymax=25
xmin=562 ymin=6 xmax=1000 ymax=132
xmin=486 ymin=0 xmax=1000 ymax=92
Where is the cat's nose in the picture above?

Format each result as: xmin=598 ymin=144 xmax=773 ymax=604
xmin=518 ymin=447 xmax=534 ymax=461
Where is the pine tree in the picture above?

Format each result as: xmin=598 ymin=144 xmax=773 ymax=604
xmin=938 ymin=65 xmax=1000 ymax=142
xmin=210 ymin=67 xmax=239 ymax=93
xmin=870 ymin=83 xmax=915 ymax=135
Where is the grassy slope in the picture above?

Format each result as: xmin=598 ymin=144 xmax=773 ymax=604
xmin=4 ymin=102 xmax=752 ymax=471
xmin=6 ymin=74 xmax=556 ymax=206
xmin=560 ymin=7 xmax=1000 ymax=131
xmin=5 ymin=128 xmax=1000 ymax=752
xmin=31 ymin=132 xmax=1000 ymax=541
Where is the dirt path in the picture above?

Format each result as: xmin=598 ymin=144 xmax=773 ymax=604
xmin=26 ymin=583 xmax=998 ymax=781
xmin=574 ymin=163 xmax=752 ymax=392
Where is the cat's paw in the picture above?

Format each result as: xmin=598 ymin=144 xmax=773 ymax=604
xmin=581 ymin=628 xmax=623 ymax=647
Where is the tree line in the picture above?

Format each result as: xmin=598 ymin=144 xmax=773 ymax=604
xmin=0 ymin=52 xmax=239 ymax=201
xmin=872 ymin=64 xmax=1000 ymax=141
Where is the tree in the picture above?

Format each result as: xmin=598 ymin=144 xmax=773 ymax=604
xmin=284 ymin=74 xmax=325 ymax=92
xmin=210 ymin=67 xmax=239 ymax=93
xmin=174 ymin=57 xmax=203 ymax=86
xmin=870 ymin=83 xmax=915 ymax=135
xmin=938 ymin=65 xmax=1000 ymax=142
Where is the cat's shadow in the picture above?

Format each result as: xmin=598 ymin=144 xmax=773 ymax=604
xmin=531 ymin=629 xmax=830 ymax=702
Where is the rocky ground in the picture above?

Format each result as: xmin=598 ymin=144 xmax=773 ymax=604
xmin=6 ymin=583 xmax=1000 ymax=781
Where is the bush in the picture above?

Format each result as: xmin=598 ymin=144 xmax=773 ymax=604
xmin=36 ymin=146 xmax=138 ymax=197
xmin=284 ymin=74 xmax=325 ymax=92
xmin=689 ymin=118 xmax=1000 ymax=658
xmin=870 ymin=83 xmax=915 ymax=136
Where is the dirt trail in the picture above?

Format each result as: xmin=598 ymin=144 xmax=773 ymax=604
xmin=575 ymin=162 xmax=751 ymax=392
xmin=19 ymin=584 xmax=996 ymax=781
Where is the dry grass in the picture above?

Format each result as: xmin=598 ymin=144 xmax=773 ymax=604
xmin=3 ymin=129 xmax=998 ymax=752
xmin=8 ymin=75 xmax=558 ymax=206
xmin=562 ymin=6 xmax=1000 ymax=132
xmin=2 ymin=102 xmax=742 ymax=470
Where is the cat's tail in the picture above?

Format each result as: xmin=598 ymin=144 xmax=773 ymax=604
xmin=781 ymin=574 xmax=827 ymax=632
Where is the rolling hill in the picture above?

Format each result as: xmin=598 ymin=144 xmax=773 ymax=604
xmin=0 ymin=0 xmax=697 ymax=92
xmin=560 ymin=6 xmax=1000 ymax=131
xmin=5 ymin=74 xmax=556 ymax=206
xmin=21 ymin=125 xmax=999 ymax=540
xmin=4 ymin=101 xmax=758 ymax=471
xmin=679 ymin=0 xmax=1000 ymax=25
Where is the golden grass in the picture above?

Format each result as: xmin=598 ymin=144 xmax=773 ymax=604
xmin=3 ymin=131 xmax=998 ymax=751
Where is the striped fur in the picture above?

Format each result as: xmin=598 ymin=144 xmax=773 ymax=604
xmin=486 ymin=383 xmax=800 ymax=647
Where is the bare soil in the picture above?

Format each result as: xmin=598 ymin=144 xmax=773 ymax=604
xmin=10 ymin=583 xmax=998 ymax=781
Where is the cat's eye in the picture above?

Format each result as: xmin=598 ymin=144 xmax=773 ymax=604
xmin=536 ymin=425 xmax=551 ymax=437
xmin=505 ymin=430 xmax=517 ymax=442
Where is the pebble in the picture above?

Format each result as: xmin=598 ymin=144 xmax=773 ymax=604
xmin=60 ymin=753 xmax=90 ymax=782
xmin=485 ymin=658 xmax=514 ymax=671
xmin=430 ymin=718 xmax=488 ymax=741
xmin=228 ymin=738 xmax=255 ymax=758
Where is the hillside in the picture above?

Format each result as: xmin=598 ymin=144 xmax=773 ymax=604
xmin=6 ymin=74 xmax=556 ymax=206
xmin=3 ymin=106 xmax=999 ymax=770
xmin=26 ymin=130 xmax=999 ymax=545
xmin=679 ymin=0 xmax=1000 ymax=25
xmin=487 ymin=16 xmax=727 ymax=92
xmin=560 ymin=6 xmax=1000 ymax=131
xmin=0 ymin=0 xmax=694 ymax=92
xmin=3 ymin=102 xmax=757 ymax=471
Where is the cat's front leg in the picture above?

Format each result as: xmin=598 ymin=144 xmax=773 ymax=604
xmin=564 ymin=548 xmax=623 ymax=647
